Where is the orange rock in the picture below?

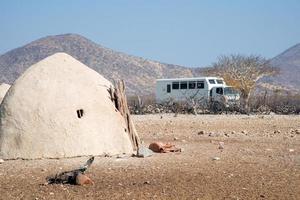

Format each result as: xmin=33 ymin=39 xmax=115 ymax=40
xmin=149 ymin=142 xmax=181 ymax=153
xmin=75 ymin=174 xmax=94 ymax=186
xmin=149 ymin=142 xmax=164 ymax=152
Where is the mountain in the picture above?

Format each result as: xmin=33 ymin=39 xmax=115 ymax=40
xmin=0 ymin=34 xmax=194 ymax=95
xmin=263 ymin=44 xmax=300 ymax=92
xmin=0 ymin=33 xmax=299 ymax=95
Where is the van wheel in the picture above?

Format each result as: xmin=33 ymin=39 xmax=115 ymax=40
xmin=211 ymin=102 xmax=224 ymax=114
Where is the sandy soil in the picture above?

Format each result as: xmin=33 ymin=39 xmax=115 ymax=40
xmin=0 ymin=114 xmax=299 ymax=200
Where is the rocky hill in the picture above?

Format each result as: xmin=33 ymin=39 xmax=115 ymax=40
xmin=0 ymin=34 xmax=299 ymax=95
xmin=0 ymin=34 xmax=194 ymax=95
xmin=266 ymin=43 xmax=300 ymax=92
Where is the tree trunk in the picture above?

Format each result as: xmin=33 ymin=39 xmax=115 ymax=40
xmin=241 ymin=92 xmax=250 ymax=114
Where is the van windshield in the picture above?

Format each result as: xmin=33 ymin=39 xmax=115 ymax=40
xmin=224 ymin=87 xmax=239 ymax=95
xmin=216 ymin=80 xmax=223 ymax=84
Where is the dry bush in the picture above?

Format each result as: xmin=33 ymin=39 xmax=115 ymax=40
xmin=203 ymin=54 xmax=278 ymax=111
xmin=249 ymin=91 xmax=300 ymax=114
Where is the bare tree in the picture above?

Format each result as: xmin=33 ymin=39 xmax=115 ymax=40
xmin=204 ymin=54 xmax=278 ymax=111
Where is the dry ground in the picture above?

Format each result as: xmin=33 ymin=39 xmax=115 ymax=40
xmin=0 ymin=114 xmax=299 ymax=200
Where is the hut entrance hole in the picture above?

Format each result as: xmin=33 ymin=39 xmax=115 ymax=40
xmin=77 ymin=109 xmax=84 ymax=118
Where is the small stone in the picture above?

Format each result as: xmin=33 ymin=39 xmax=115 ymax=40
xmin=143 ymin=181 xmax=150 ymax=185
xmin=289 ymin=149 xmax=295 ymax=152
xmin=218 ymin=142 xmax=224 ymax=149
xmin=76 ymin=173 xmax=94 ymax=185
xmin=224 ymin=133 xmax=229 ymax=137
xmin=116 ymin=154 xmax=127 ymax=159
xmin=104 ymin=153 xmax=112 ymax=157
xmin=274 ymin=130 xmax=281 ymax=134
xmin=295 ymin=129 xmax=300 ymax=134
xmin=137 ymin=146 xmax=154 ymax=158
xmin=0 ymin=159 xmax=4 ymax=164
xmin=241 ymin=130 xmax=247 ymax=134
xmin=173 ymin=137 xmax=179 ymax=141
xmin=231 ymin=131 xmax=236 ymax=134
xmin=212 ymin=157 xmax=220 ymax=161
xmin=49 ymin=192 xmax=54 ymax=195
xmin=197 ymin=131 xmax=204 ymax=135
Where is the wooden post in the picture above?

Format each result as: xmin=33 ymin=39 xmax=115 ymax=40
xmin=111 ymin=80 xmax=140 ymax=151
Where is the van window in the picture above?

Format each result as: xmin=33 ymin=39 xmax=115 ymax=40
xmin=209 ymin=79 xmax=216 ymax=84
xmin=172 ymin=82 xmax=179 ymax=90
xmin=216 ymin=87 xmax=223 ymax=95
xmin=180 ymin=82 xmax=187 ymax=89
xmin=188 ymin=81 xmax=196 ymax=89
xmin=217 ymin=80 xmax=223 ymax=84
xmin=197 ymin=81 xmax=204 ymax=89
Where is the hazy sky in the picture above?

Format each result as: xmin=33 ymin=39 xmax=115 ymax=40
xmin=1 ymin=0 xmax=300 ymax=67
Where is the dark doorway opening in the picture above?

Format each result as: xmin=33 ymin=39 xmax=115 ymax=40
xmin=167 ymin=84 xmax=171 ymax=93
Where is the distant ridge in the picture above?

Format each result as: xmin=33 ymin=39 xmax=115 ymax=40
xmin=267 ymin=43 xmax=300 ymax=92
xmin=0 ymin=34 xmax=194 ymax=95
xmin=0 ymin=34 xmax=299 ymax=95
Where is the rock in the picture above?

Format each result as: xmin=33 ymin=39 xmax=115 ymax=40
xmin=173 ymin=137 xmax=179 ymax=141
xmin=218 ymin=142 xmax=224 ymax=149
xmin=208 ymin=132 xmax=220 ymax=137
xmin=241 ymin=130 xmax=247 ymax=134
xmin=76 ymin=173 xmax=94 ymax=185
xmin=231 ymin=131 xmax=236 ymax=134
xmin=274 ymin=130 xmax=281 ymax=134
xmin=0 ymin=159 xmax=4 ymax=164
xmin=197 ymin=131 xmax=204 ymax=135
xmin=155 ymin=108 xmax=160 ymax=113
xmin=104 ymin=153 xmax=112 ymax=157
xmin=212 ymin=157 xmax=220 ymax=161
xmin=137 ymin=146 xmax=154 ymax=158
xmin=292 ymin=129 xmax=300 ymax=135
xmin=116 ymin=154 xmax=128 ymax=159
xmin=143 ymin=181 xmax=150 ymax=185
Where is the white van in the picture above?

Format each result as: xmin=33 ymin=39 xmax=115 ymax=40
xmin=155 ymin=77 xmax=240 ymax=111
